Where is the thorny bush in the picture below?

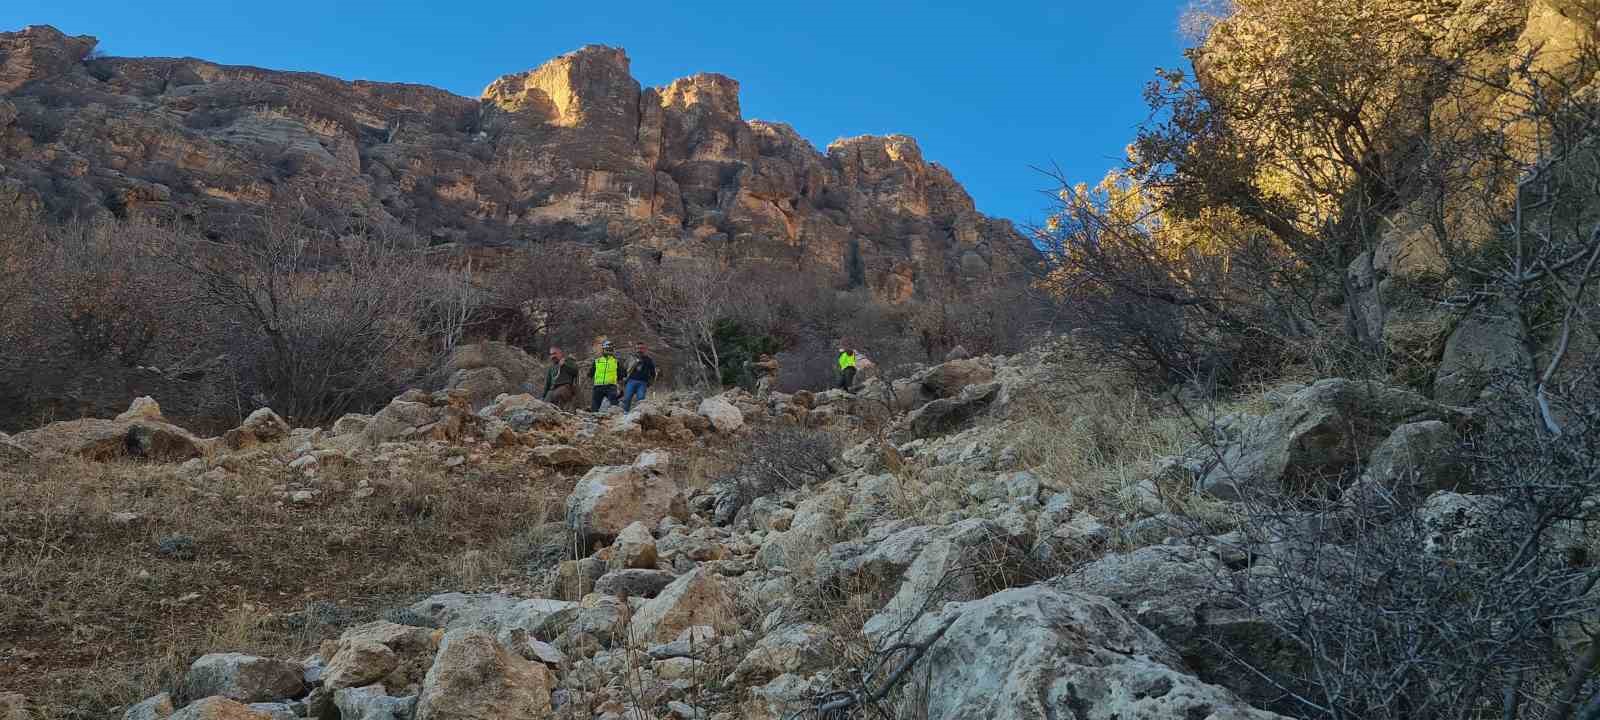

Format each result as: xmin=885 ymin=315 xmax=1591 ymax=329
xmin=1214 ymin=374 xmax=1600 ymax=720
xmin=716 ymin=426 xmax=839 ymax=524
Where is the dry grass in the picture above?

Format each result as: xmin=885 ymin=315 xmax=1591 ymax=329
xmin=0 ymin=443 xmax=572 ymax=719
xmin=0 ymin=419 xmax=748 ymax=720
xmin=1003 ymin=349 xmax=1246 ymax=559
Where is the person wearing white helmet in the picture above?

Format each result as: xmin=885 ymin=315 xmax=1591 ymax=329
xmin=589 ymin=340 xmax=622 ymax=412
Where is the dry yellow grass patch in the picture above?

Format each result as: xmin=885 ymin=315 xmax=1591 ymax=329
xmin=0 ymin=443 xmax=569 ymax=719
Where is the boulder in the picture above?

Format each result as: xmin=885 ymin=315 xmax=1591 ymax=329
xmin=756 ymin=491 xmax=847 ymax=570
xmin=182 ymin=653 xmax=305 ymax=704
xmin=568 ymin=593 xmax=629 ymax=645
xmin=921 ymin=358 xmax=994 ymax=399
xmin=645 ymin=625 xmax=719 ymax=660
xmin=414 ymin=630 xmax=552 ymax=720
xmin=1064 ymin=546 xmax=1295 ymax=707
xmin=446 ymin=366 xmax=512 ymax=409
xmin=612 ymin=521 xmax=659 ymax=569
xmin=1346 ymin=420 xmax=1466 ymax=507
xmin=362 ymin=400 xmax=443 ymax=444
xmin=115 ymin=396 xmax=165 ymax=422
xmin=554 ymin=556 xmax=609 ymax=598
xmin=566 ymin=464 xmax=688 ymax=546
xmin=124 ymin=693 xmax=176 ymax=720
xmin=861 ymin=532 xmax=1025 ymax=641
xmin=731 ymin=622 xmax=836 ymax=683
xmin=593 ymin=568 xmax=677 ymax=598
xmin=1199 ymin=379 xmax=1466 ymax=500
xmin=333 ymin=685 xmax=416 ymax=720
xmin=1418 ymin=491 xmax=1507 ymax=558
xmin=890 ymin=378 xmax=927 ymax=412
xmin=168 ymin=697 xmax=275 ymax=720
xmin=443 ymin=342 xmax=543 ymax=391
xmin=332 ymin=414 xmax=373 ymax=437
xmin=15 ymin=416 xmax=202 ymax=462
xmin=900 ymin=382 xmax=1000 ymax=440
xmin=815 ymin=519 xmax=1005 ymax=590
xmin=1435 ymin=300 xmax=1532 ymax=405
xmin=741 ymin=674 xmax=821 ymax=720
xmin=322 ymin=640 xmax=397 ymax=690
xmin=908 ymin=586 xmax=1290 ymax=720
xmin=494 ymin=598 xmax=582 ymax=645
xmin=628 ymin=567 xmax=739 ymax=644
xmin=335 ymin=620 xmax=436 ymax=654
xmin=697 ymin=396 xmax=744 ymax=434
xmin=478 ymin=394 xmax=564 ymax=431
xmin=402 ymin=593 xmax=520 ymax=632
xmin=657 ymin=530 xmax=726 ymax=562
xmin=634 ymin=449 xmax=671 ymax=473
xmin=496 ymin=625 xmax=566 ymax=666
xmin=223 ymin=408 xmax=290 ymax=450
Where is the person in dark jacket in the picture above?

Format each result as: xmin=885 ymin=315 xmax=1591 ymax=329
xmin=541 ymin=347 xmax=579 ymax=410
xmin=622 ymin=342 xmax=658 ymax=412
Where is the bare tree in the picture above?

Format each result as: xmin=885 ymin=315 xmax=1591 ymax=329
xmin=162 ymin=208 xmax=454 ymax=424
xmin=631 ymin=264 xmax=734 ymax=388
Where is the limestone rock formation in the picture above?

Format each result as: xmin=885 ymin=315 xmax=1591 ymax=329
xmin=1197 ymin=379 xmax=1467 ymax=500
xmin=566 ymin=457 xmax=688 ymax=545
xmin=181 ymin=654 xmax=305 ymax=704
xmin=907 ymin=587 xmax=1290 ymax=720
xmin=414 ymin=630 xmax=553 ymax=720
xmin=13 ymin=397 xmax=204 ymax=462
xmin=0 ymin=27 xmax=1035 ymax=306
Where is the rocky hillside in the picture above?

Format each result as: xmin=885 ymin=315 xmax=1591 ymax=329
xmin=8 ymin=335 xmax=1552 ymax=720
xmin=0 ymin=25 xmax=1034 ymax=302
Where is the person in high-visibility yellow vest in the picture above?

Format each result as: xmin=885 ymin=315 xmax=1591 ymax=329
xmin=836 ymin=348 xmax=858 ymax=393
xmin=590 ymin=340 xmax=622 ymax=412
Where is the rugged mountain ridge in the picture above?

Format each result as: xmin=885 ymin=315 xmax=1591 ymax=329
xmin=0 ymin=26 xmax=1034 ymax=301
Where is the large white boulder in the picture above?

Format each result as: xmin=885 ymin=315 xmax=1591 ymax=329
xmin=906 ymin=587 xmax=1290 ymax=720
xmin=697 ymin=396 xmax=744 ymax=434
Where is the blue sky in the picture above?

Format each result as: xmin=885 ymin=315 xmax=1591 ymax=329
xmin=1 ymin=1 xmax=1190 ymax=228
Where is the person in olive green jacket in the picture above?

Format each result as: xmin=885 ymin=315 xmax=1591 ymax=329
xmin=589 ymin=340 xmax=622 ymax=412
xmin=541 ymin=347 xmax=579 ymax=410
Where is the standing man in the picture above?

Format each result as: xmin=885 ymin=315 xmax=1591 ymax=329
xmin=836 ymin=348 xmax=858 ymax=393
xmin=752 ymin=353 xmax=780 ymax=398
xmin=622 ymin=342 xmax=658 ymax=412
xmin=542 ymin=347 xmax=578 ymax=410
xmin=590 ymin=340 xmax=622 ymax=412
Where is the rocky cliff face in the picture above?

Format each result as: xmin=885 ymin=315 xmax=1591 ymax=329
xmin=0 ymin=26 xmax=1034 ymax=302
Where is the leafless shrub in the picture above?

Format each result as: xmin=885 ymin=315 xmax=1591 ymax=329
xmin=0 ymin=212 xmax=234 ymax=430
xmin=1209 ymin=374 xmax=1600 ymax=720
xmin=160 ymin=208 xmax=465 ymax=425
xmin=475 ymin=242 xmax=619 ymax=352
xmin=719 ymin=427 xmax=840 ymax=522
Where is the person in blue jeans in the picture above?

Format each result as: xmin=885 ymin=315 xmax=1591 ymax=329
xmin=622 ymin=342 xmax=658 ymax=412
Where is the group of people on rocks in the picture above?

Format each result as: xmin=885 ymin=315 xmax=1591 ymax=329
xmin=539 ymin=340 xmax=657 ymax=412
xmin=535 ymin=341 xmax=864 ymax=413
